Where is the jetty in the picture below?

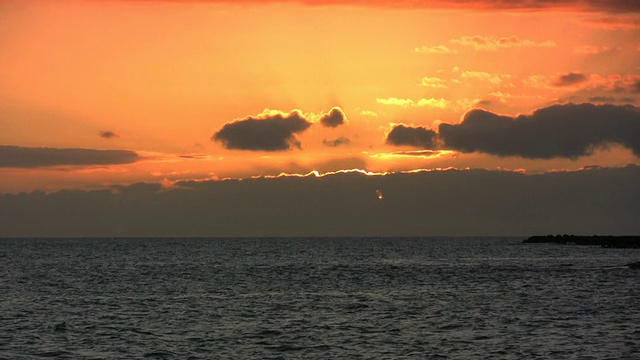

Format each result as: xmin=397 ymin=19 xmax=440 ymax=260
xmin=523 ymin=235 xmax=640 ymax=248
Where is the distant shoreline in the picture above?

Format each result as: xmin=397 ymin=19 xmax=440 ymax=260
xmin=523 ymin=235 xmax=640 ymax=248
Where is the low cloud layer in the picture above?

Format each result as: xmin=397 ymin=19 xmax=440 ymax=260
xmin=1 ymin=166 xmax=637 ymax=236
xmin=438 ymin=103 xmax=640 ymax=158
xmin=320 ymin=107 xmax=347 ymax=128
xmin=0 ymin=145 xmax=140 ymax=168
xmin=212 ymin=110 xmax=312 ymax=151
xmin=386 ymin=124 xmax=438 ymax=149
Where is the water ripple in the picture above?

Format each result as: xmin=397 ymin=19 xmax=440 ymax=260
xmin=1 ymin=237 xmax=638 ymax=358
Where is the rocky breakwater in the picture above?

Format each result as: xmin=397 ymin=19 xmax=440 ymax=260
xmin=523 ymin=235 xmax=640 ymax=248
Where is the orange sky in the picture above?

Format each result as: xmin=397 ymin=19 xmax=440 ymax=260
xmin=0 ymin=0 xmax=639 ymax=193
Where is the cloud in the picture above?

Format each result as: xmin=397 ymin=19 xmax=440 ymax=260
xmin=450 ymin=35 xmax=556 ymax=51
xmin=212 ymin=110 xmax=312 ymax=151
xmin=414 ymin=45 xmax=458 ymax=54
xmin=527 ymin=73 xmax=640 ymax=95
xmin=438 ymin=103 xmax=640 ymax=158
xmin=323 ymin=137 xmax=351 ymax=147
xmin=552 ymin=72 xmax=588 ymax=87
xmin=573 ymin=45 xmax=608 ymax=55
xmin=420 ymin=77 xmax=448 ymax=88
xmin=599 ymin=75 xmax=640 ymax=93
xmin=1 ymin=166 xmax=638 ymax=237
xmin=488 ymin=91 xmax=539 ymax=102
xmin=377 ymin=97 xmax=449 ymax=108
xmin=370 ymin=149 xmax=452 ymax=159
xmin=320 ymin=107 xmax=347 ymax=128
xmin=582 ymin=16 xmax=640 ymax=29
xmin=461 ymin=71 xmax=510 ymax=84
xmin=360 ymin=110 xmax=378 ymax=118
xmin=129 ymin=1 xmax=640 ymax=13
xmin=385 ymin=124 xmax=438 ymax=149
xmin=0 ymin=145 xmax=140 ymax=168
xmin=587 ymin=96 xmax=618 ymax=103
xmin=431 ymin=1 xmax=640 ymax=12
xmin=99 ymin=130 xmax=119 ymax=139
xmin=587 ymin=96 xmax=636 ymax=104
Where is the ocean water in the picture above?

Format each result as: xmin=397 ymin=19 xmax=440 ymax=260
xmin=0 ymin=237 xmax=638 ymax=359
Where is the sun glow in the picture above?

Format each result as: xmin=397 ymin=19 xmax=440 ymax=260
xmin=370 ymin=150 xmax=456 ymax=160
xmin=0 ymin=0 xmax=638 ymax=195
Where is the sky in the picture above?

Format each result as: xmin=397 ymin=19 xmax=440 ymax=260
xmin=0 ymin=0 xmax=639 ymax=236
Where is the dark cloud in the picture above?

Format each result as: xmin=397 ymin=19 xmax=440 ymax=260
xmin=212 ymin=110 xmax=312 ymax=151
xmin=584 ymin=16 xmax=640 ymax=28
xmin=587 ymin=96 xmax=637 ymax=104
xmin=323 ymin=137 xmax=351 ymax=147
xmin=0 ymin=145 xmax=140 ymax=168
xmin=320 ymin=107 xmax=347 ymax=128
xmin=434 ymin=0 xmax=640 ymax=12
xmin=386 ymin=124 xmax=438 ymax=149
xmin=588 ymin=96 xmax=618 ymax=103
xmin=385 ymin=150 xmax=442 ymax=157
xmin=552 ymin=72 xmax=588 ymax=87
xmin=99 ymin=130 xmax=119 ymax=139
xmin=438 ymin=103 xmax=640 ymax=159
xmin=1 ymin=166 xmax=638 ymax=236
xmin=178 ymin=154 xmax=208 ymax=159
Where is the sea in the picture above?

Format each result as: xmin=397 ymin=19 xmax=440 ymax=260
xmin=0 ymin=237 xmax=638 ymax=359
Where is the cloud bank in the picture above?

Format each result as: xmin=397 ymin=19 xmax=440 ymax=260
xmin=0 ymin=145 xmax=140 ymax=168
xmin=1 ymin=166 xmax=637 ymax=237
xmin=212 ymin=110 xmax=312 ymax=151
xmin=438 ymin=103 xmax=640 ymax=158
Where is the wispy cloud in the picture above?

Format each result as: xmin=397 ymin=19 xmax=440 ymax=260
xmin=117 ymin=1 xmax=640 ymax=13
xmin=450 ymin=35 xmax=556 ymax=51
xmin=377 ymin=97 xmax=449 ymax=108
xmin=582 ymin=16 xmax=640 ymax=29
xmin=461 ymin=71 xmax=511 ymax=84
xmin=414 ymin=45 xmax=458 ymax=54
xmin=573 ymin=45 xmax=609 ymax=55
xmin=420 ymin=77 xmax=448 ymax=88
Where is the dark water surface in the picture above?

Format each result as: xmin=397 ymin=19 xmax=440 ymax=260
xmin=1 ymin=237 xmax=638 ymax=359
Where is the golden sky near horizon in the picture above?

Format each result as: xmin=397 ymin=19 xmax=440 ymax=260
xmin=0 ymin=0 xmax=639 ymax=192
